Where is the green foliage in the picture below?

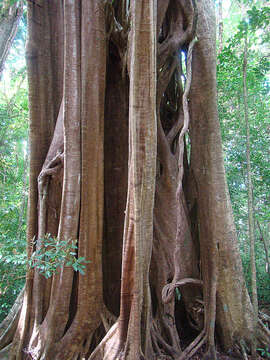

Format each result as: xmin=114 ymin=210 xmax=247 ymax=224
xmin=29 ymin=234 xmax=90 ymax=279
xmin=257 ymin=347 xmax=270 ymax=359
xmin=217 ymin=0 xmax=270 ymax=305
xmin=0 ymin=64 xmax=28 ymax=322
xmin=0 ymin=233 xmax=90 ymax=321
xmin=175 ymin=288 xmax=181 ymax=302
xmin=0 ymin=8 xmax=28 ymax=321
xmin=242 ymin=246 xmax=270 ymax=305
xmin=0 ymin=235 xmax=26 ymax=322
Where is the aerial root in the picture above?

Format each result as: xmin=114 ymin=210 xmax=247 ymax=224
xmin=0 ymin=343 xmax=12 ymax=359
xmin=238 ymin=340 xmax=248 ymax=360
xmin=162 ymin=278 xmax=203 ymax=304
xmin=0 ymin=287 xmax=24 ymax=345
xmin=100 ymin=306 xmax=117 ymax=333
xmin=258 ymin=318 xmax=270 ymax=336
xmin=88 ymin=322 xmax=119 ymax=360
xmin=257 ymin=319 xmax=270 ymax=349
xmin=0 ymin=311 xmax=20 ymax=350
xmin=150 ymin=323 xmax=178 ymax=358
xmin=259 ymin=310 xmax=270 ymax=327
xmin=177 ymin=330 xmax=206 ymax=360
xmin=79 ymin=331 xmax=94 ymax=359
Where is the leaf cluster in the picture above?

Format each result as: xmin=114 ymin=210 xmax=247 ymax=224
xmin=29 ymin=234 xmax=90 ymax=279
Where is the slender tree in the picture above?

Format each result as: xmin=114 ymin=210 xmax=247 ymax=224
xmin=0 ymin=0 xmax=23 ymax=77
xmin=0 ymin=0 xmax=269 ymax=359
xmin=257 ymin=220 xmax=270 ymax=275
xmin=217 ymin=0 xmax=223 ymax=54
xmin=243 ymin=34 xmax=258 ymax=358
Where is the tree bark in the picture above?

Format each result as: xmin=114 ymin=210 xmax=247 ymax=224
xmin=189 ymin=1 xmax=265 ymax=357
xmin=90 ymin=1 xmax=157 ymax=359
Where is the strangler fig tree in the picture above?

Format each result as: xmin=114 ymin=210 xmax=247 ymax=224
xmin=0 ymin=0 xmax=269 ymax=359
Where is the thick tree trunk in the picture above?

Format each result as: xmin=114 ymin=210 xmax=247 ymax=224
xmin=3 ymin=1 xmax=107 ymax=359
xmin=189 ymin=2 xmax=255 ymax=356
xmin=0 ymin=0 xmax=269 ymax=359
xmin=90 ymin=2 xmax=157 ymax=359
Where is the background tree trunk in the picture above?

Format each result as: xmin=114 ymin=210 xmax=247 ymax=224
xmin=217 ymin=0 xmax=223 ymax=55
xmin=243 ymin=34 xmax=258 ymax=357
xmin=257 ymin=220 xmax=270 ymax=275
xmin=0 ymin=0 xmax=23 ymax=77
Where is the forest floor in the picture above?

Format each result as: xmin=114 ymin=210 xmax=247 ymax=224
xmin=188 ymin=305 xmax=270 ymax=360
xmin=189 ymin=345 xmax=267 ymax=359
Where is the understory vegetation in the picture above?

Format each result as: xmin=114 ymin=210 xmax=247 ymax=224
xmin=0 ymin=19 xmax=28 ymax=320
xmin=217 ymin=0 xmax=270 ymax=309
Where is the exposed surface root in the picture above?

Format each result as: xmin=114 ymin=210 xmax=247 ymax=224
xmin=259 ymin=311 xmax=270 ymax=328
xmin=0 ymin=287 xmax=24 ymax=337
xmin=178 ymin=330 xmax=206 ymax=360
xmin=150 ymin=321 xmax=180 ymax=359
xmin=239 ymin=340 xmax=249 ymax=360
xmin=0 ymin=343 xmax=12 ymax=359
xmin=88 ymin=323 xmax=119 ymax=360
xmin=257 ymin=319 xmax=270 ymax=349
xmin=100 ymin=305 xmax=117 ymax=333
